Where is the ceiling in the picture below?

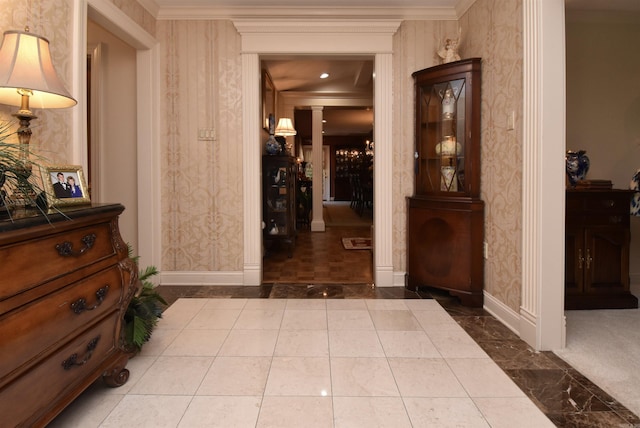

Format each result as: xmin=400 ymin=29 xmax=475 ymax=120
xmin=263 ymin=57 xmax=374 ymax=137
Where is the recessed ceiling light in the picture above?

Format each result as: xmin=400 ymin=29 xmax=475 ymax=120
xmin=320 ymin=73 xmax=329 ymax=79
xmin=322 ymin=119 xmax=327 ymax=123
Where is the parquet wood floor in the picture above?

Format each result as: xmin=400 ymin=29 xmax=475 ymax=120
xmin=262 ymin=225 xmax=373 ymax=284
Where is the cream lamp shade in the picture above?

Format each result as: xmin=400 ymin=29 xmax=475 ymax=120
xmin=275 ymin=117 xmax=297 ymax=136
xmin=0 ymin=29 xmax=77 ymax=112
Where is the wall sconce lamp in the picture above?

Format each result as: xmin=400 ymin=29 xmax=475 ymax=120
xmin=274 ymin=118 xmax=297 ymax=137
xmin=0 ymin=28 xmax=77 ymax=161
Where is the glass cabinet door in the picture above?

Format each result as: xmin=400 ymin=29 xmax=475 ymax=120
xmin=417 ymin=79 xmax=466 ymax=193
xmin=413 ymin=58 xmax=481 ymax=198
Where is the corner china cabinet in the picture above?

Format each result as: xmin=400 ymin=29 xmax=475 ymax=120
xmin=263 ymin=155 xmax=297 ymax=257
xmin=406 ymin=58 xmax=484 ymax=307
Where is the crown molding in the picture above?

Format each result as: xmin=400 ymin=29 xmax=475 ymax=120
xmin=234 ymin=18 xmax=402 ymax=34
xmin=281 ymin=91 xmax=373 ymax=107
xmin=157 ymin=6 xmax=457 ymax=21
xmin=455 ymin=0 xmax=477 ymax=16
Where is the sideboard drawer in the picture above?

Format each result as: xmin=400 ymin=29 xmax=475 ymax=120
xmin=0 ymin=222 xmax=116 ymax=300
xmin=0 ymin=313 xmax=118 ymax=427
xmin=583 ymin=194 xmax=630 ymax=213
xmin=0 ymin=265 xmax=124 ymax=382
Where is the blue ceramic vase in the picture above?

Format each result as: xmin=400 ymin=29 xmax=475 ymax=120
xmin=565 ymin=150 xmax=590 ymax=187
xmin=265 ymin=135 xmax=281 ymax=155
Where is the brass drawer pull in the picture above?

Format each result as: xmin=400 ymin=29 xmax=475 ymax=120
xmin=609 ymin=215 xmax=622 ymax=224
xmin=578 ymin=249 xmax=584 ymax=269
xmin=70 ymin=286 xmax=109 ymax=314
xmin=61 ymin=335 xmax=101 ymax=370
xmin=56 ymin=233 xmax=96 ymax=257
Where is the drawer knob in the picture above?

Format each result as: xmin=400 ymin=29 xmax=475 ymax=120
xmin=62 ymin=335 xmax=101 ymax=370
xmin=56 ymin=233 xmax=97 ymax=257
xmin=609 ymin=215 xmax=622 ymax=224
xmin=70 ymin=285 xmax=109 ymax=314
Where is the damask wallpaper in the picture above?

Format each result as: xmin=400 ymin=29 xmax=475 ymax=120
xmin=392 ymin=0 xmax=524 ymax=313
xmin=0 ymin=0 xmax=74 ymax=164
xmin=157 ymin=20 xmax=243 ymax=272
xmin=460 ymin=0 xmax=524 ymax=311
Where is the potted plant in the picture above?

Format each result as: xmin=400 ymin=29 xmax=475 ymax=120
xmin=123 ymin=247 xmax=167 ymax=354
xmin=0 ymin=121 xmax=50 ymax=217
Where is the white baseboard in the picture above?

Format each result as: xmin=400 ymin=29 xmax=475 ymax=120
xmin=482 ymin=291 xmax=521 ymax=336
xmin=393 ymin=271 xmax=407 ymax=287
xmin=159 ymin=271 xmax=244 ymax=286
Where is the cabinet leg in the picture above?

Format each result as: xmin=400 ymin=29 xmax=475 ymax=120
xmin=102 ymin=354 xmax=130 ymax=387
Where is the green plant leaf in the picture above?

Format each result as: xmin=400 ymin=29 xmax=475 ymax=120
xmin=122 ymin=244 xmax=166 ymax=353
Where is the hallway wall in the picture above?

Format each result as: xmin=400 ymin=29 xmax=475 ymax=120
xmin=460 ymin=0 xmax=524 ymax=311
xmin=157 ymin=20 xmax=244 ymax=271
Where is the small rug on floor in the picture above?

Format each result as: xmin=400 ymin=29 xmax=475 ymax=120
xmin=342 ymin=237 xmax=372 ymax=250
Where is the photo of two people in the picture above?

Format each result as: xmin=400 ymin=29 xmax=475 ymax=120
xmin=51 ymin=171 xmax=84 ymax=199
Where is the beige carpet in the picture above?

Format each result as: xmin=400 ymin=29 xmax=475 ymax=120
xmin=323 ymin=201 xmax=372 ymax=227
xmin=554 ymin=284 xmax=640 ymax=417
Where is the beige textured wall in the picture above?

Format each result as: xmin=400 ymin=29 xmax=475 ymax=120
xmin=155 ymin=9 xmax=526 ymax=312
xmin=157 ymin=20 xmax=243 ymax=271
xmin=392 ymin=20 xmax=461 ymax=272
xmin=0 ymin=0 xmax=75 ymax=164
xmin=460 ymin=0 xmax=524 ymax=311
xmin=392 ymin=2 xmax=524 ymax=312
xmin=0 ymin=0 xmax=151 ymax=176
xmin=108 ymin=0 xmax=156 ymax=36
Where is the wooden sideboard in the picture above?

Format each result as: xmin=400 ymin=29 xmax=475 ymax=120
xmin=565 ymin=189 xmax=638 ymax=309
xmin=0 ymin=204 xmax=139 ymax=427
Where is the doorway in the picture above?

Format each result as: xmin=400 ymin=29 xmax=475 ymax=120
xmin=237 ymin=28 xmax=394 ymax=287
xmin=83 ymin=1 xmax=160 ymax=270
xmin=260 ymin=64 xmax=375 ymax=284
xmin=86 ymin=19 xmax=138 ymax=250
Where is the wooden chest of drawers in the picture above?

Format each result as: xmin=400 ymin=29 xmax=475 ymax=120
xmin=565 ymin=189 xmax=638 ymax=309
xmin=0 ymin=204 xmax=139 ymax=427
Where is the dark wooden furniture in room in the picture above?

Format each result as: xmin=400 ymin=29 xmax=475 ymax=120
xmin=0 ymin=204 xmax=139 ymax=427
xmin=406 ymin=58 xmax=484 ymax=307
xmin=296 ymin=179 xmax=312 ymax=228
xmin=263 ymin=155 xmax=297 ymax=257
xmin=565 ymin=189 xmax=637 ymax=309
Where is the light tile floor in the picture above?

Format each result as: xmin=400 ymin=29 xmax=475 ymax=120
xmin=50 ymin=298 xmax=555 ymax=427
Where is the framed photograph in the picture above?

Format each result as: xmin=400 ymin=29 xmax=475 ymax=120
xmin=41 ymin=165 xmax=91 ymax=207
xmin=262 ymin=68 xmax=275 ymax=131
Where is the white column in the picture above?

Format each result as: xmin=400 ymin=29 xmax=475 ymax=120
xmin=373 ymin=53 xmax=394 ymax=286
xmin=520 ymin=0 xmax=566 ymax=350
xmin=310 ymin=106 xmax=325 ymax=232
xmin=242 ymin=53 xmax=262 ymax=285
